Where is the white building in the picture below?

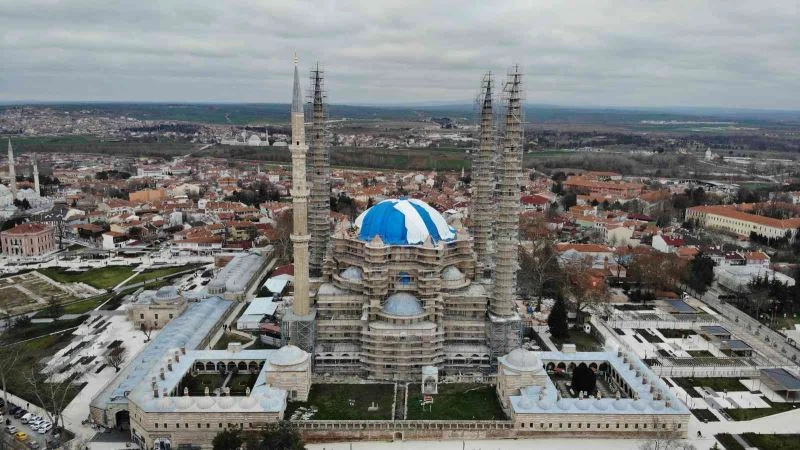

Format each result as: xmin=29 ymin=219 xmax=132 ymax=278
xmin=236 ymin=297 xmax=280 ymax=331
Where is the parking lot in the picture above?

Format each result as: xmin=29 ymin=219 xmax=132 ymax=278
xmin=2 ymin=399 xmax=55 ymax=449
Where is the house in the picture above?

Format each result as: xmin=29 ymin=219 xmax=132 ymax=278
xmin=652 ymin=235 xmax=685 ymax=253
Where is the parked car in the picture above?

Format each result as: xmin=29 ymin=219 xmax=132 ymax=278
xmin=36 ymin=423 xmax=52 ymax=434
xmin=5 ymin=425 xmax=17 ymax=434
xmin=15 ymin=431 xmax=29 ymax=442
xmin=14 ymin=409 xmax=27 ymax=419
xmin=20 ymin=413 xmax=33 ymax=423
xmin=29 ymin=417 xmax=43 ymax=427
xmin=27 ymin=441 xmax=41 ymax=449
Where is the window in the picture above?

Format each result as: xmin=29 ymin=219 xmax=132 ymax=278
xmin=169 ymin=314 xmax=173 ymax=319
xmin=605 ymin=424 xmax=609 ymax=429
xmin=197 ymin=424 xmax=201 ymax=429
xmin=624 ymin=424 xmax=628 ymax=429
xmin=154 ymin=423 xmax=158 ymax=429
xmin=206 ymin=424 xmax=210 ymax=429
xmin=521 ymin=423 xmax=525 ymax=428
xmin=176 ymin=424 xmax=180 ymax=429
xmin=163 ymin=423 xmax=167 ymax=429
xmin=154 ymin=314 xmax=159 ymax=320
xmin=140 ymin=314 xmax=144 ymax=319
xmin=185 ymin=423 xmax=188 ymax=429
xmin=568 ymin=423 xmax=572 ymax=429
xmin=577 ymin=423 xmax=581 ymax=429
xmin=678 ymin=424 xmax=681 ymax=429
xmin=219 ymin=423 xmax=223 ymax=428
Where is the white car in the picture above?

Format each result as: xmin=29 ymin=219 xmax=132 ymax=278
xmin=20 ymin=413 xmax=33 ymax=424
xmin=28 ymin=417 xmax=43 ymax=427
xmin=36 ymin=423 xmax=52 ymax=434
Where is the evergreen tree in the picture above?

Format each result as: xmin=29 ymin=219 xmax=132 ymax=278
xmin=548 ymin=297 xmax=569 ymax=339
xmin=212 ymin=429 xmax=242 ymax=450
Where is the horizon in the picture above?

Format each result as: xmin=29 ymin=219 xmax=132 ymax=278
xmin=2 ymin=2 xmax=799 ymax=109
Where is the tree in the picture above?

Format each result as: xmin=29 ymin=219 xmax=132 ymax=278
xmin=258 ymin=421 xmax=305 ymax=450
xmin=105 ymin=346 xmax=127 ymax=372
xmin=140 ymin=323 xmax=153 ymax=342
xmin=571 ymin=363 xmax=597 ymax=396
xmin=212 ymin=428 xmax=243 ymax=450
xmin=561 ymin=191 xmax=577 ymax=210
xmin=45 ymin=296 xmax=64 ymax=318
xmin=25 ymin=364 xmax=83 ymax=439
xmin=547 ymin=297 xmax=569 ymax=339
xmin=0 ymin=345 xmax=21 ymax=415
xmin=274 ymin=210 xmax=294 ymax=264
xmin=683 ymin=256 xmax=715 ymax=295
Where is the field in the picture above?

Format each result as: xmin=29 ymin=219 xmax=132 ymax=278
xmin=38 ymin=266 xmax=136 ymax=290
xmin=128 ymin=264 xmax=201 ymax=285
xmin=671 ymin=377 xmax=747 ymax=397
xmin=406 ymin=383 xmax=506 ymax=421
xmin=724 ymin=400 xmax=797 ymax=421
xmin=741 ymin=433 xmax=800 ymax=450
xmin=285 ymin=384 xmax=394 ymax=420
xmin=0 ymin=272 xmax=81 ymax=315
xmin=33 ymin=293 xmax=114 ymax=318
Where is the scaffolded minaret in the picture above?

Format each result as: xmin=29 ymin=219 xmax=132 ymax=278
xmin=33 ymin=154 xmax=40 ymax=196
xmin=308 ymin=64 xmax=330 ymax=277
xmin=472 ymin=73 xmax=494 ymax=276
xmin=7 ymin=139 xmax=17 ymax=197
xmin=487 ymin=66 xmax=524 ymax=360
xmin=282 ymin=56 xmax=317 ymax=352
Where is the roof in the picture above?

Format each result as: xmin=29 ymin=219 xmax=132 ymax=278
xmin=721 ymin=339 xmax=752 ymax=350
xmin=761 ymin=368 xmax=800 ymax=391
xmin=241 ymin=297 xmax=279 ymax=317
xmin=354 ymin=198 xmax=456 ymax=245
xmin=666 ymin=299 xmax=697 ymax=314
xmin=688 ymin=205 xmax=800 ymax=229
xmin=2 ymin=222 xmax=52 ymax=235
xmin=700 ymin=325 xmax=730 ymax=336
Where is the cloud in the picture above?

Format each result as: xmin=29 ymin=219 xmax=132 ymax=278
xmin=0 ymin=0 xmax=798 ymax=108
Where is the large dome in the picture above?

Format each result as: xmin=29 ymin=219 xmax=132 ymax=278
xmin=354 ymin=198 xmax=456 ymax=245
xmin=382 ymin=293 xmax=425 ymax=316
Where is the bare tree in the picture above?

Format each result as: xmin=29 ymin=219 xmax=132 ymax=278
xmin=639 ymin=417 xmax=697 ymax=450
xmin=0 ymin=345 xmax=21 ymax=415
xmin=104 ymin=346 xmax=127 ymax=373
xmin=25 ymin=364 xmax=84 ymax=440
xmin=140 ymin=323 xmax=153 ymax=342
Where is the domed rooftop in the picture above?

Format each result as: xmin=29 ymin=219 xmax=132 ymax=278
xmin=382 ymin=293 xmax=425 ymax=316
xmin=502 ymin=348 xmax=543 ymax=372
xmin=442 ymin=266 xmax=464 ymax=281
xmin=155 ymin=286 xmax=180 ymax=302
xmin=269 ymin=345 xmax=308 ymax=367
xmin=354 ymin=198 xmax=456 ymax=245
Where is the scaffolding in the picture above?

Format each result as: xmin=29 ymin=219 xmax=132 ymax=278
xmin=281 ymin=307 xmax=317 ymax=354
xmin=308 ymin=63 xmax=330 ymax=277
xmin=472 ymin=72 xmax=494 ymax=277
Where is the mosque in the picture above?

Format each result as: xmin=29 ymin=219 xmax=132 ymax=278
xmin=281 ymin=61 xmax=525 ymax=381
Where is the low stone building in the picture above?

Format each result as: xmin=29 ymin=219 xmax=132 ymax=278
xmin=0 ymin=222 xmax=56 ymax=258
xmin=127 ymin=286 xmax=189 ymax=330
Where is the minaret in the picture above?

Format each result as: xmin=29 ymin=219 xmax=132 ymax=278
xmin=308 ymin=63 xmax=330 ymax=277
xmin=7 ymin=139 xmax=17 ymax=197
xmin=33 ymin=154 xmax=40 ymax=196
xmin=487 ymin=66 xmax=523 ymax=359
xmin=282 ymin=56 xmax=316 ymax=353
xmin=472 ymin=73 xmax=494 ymax=275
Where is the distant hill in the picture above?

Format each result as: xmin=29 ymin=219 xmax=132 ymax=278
xmin=2 ymin=102 xmax=798 ymax=129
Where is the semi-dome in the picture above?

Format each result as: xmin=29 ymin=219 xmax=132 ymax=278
xmin=340 ymin=267 xmax=363 ymax=280
xmin=354 ymin=198 xmax=456 ymax=245
xmin=442 ymin=266 xmax=464 ymax=281
xmin=382 ymin=293 xmax=425 ymax=316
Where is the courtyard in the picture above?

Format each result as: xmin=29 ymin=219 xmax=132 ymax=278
xmin=285 ymin=383 xmax=395 ymax=420
xmin=406 ymin=383 xmax=506 ymax=421
xmin=0 ymin=271 xmax=87 ymax=315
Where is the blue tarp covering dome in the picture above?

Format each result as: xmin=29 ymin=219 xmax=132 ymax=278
xmin=382 ymin=293 xmax=424 ymax=316
xmin=354 ymin=198 xmax=456 ymax=245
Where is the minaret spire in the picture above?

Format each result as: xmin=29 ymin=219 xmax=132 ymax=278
xmin=7 ymin=138 xmax=17 ymax=197
xmin=33 ymin=154 xmax=40 ymax=196
xmin=283 ymin=55 xmax=316 ymax=353
xmin=487 ymin=65 xmax=524 ymax=360
xmin=472 ymin=72 xmax=494 ymax=275
xmin=308 ymin=63 xmax=330 ymax=277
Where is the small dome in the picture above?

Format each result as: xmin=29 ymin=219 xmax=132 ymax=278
xmin=382 ymin=293 xmax=425 ymax=316
xmin=537 ymin=399 xmax=554 ymax=410
xmin=633 ymin=399 xmax=648 ymax=411
xmin=340 ymin=267 xmax=363 ymax=280
xmin=442 ymin=266 xmax=464 ymax=281
xmin=576 ymin=398 xmax=591 ymax=410
xmin=650 ymin=400 xmax=665 ymax=411
xmin=157 ymin=396 xmax=174 ymax=409
xmin=217 ymin=396 xmax=234 ymax=409
xmin=196 ymin=396 xmax=215 ymax=410
xmin=155 ymin=286 xmax=180 ymax=303
xmin=270 ymin=345 xmax=309 ymax=366
xmin=354 ymin=198 xmax=456 ymax=245
xmin=175 ymin=396 xmax=194 ymax=410
xmin=594 ymin=398 xmax=611 ymax=411
xmin=518 ymin=396 xmax=533 ymax=409
xmin=614 ymin=399 xmax=628 ymax=411
xmin=556 ymin=399 xmax=570 ymax=410
xmin=503 ymin=348 xmax=542 ymax=372
xmin=240 ymin=397 xmax=258 ymax=409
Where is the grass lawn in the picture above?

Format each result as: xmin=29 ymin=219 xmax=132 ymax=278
xmin=687 ymin=350 xmax=715 ymax=357
xmin=636 ymin=329 xmax=663 ymax=343
xmin=33 ymin=294 xmax=113 ymax=318
xmin=285 ymin=384 xmax=394 ymax=420
xmin=741 ymin=433 xmax=800 ymax=450
xmin=691 ymin=408 xmax=719 ymax=422
xmin=38 ymin=266 xmax=136 ymax=290
xmin=724 ymin=400 xmax=798 ymax=421
xmin=2 ymin=332 xmax=86 ymax=407
xmin=1 ymin=315 xmax=89 ymax=344
xmin=214 ymin=333 xmax=252 ymax=350
xmin=406 ymin=383 xmax=507 ymax=421
xmin=658 ymin=329 xmax=697 ymax=338
xmin=715 ymin=434 xmax=744 ymax=450
xmin=551 ymin=329 xmax=604 ymax=351
xmin=129 ymin=264 xmax=201 ymax=285
xmin=672 ymin=377 xmax=748 ymax=397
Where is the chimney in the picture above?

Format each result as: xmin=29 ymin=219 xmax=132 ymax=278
xmin=153 ymin=388 xmax=159 ymax=398
xmin=174 ymin=350 xmax=180 ymax=363
xmin=167 ymin=358 xmax=173 ymax=371
xmin=159 ymin=368 xmax=165 ymax=380
xmin=181 ymin=346 xmax=186 ymax=355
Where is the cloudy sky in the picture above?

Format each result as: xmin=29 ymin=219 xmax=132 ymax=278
xmin=1 ymin=0 xmax=798 ymax=109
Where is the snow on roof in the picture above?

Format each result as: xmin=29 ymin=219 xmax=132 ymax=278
xmin=90 ymin=297 xmax=233 ymax=410
xmin=354 ymin=198 xmax=456 ymax=245
xmin=208 ymin=251 xmax=266 ymax=293
xmin=510 ymin=351 xmax=689 ymax=416
xmin=241 ymin=297 xmax=279 ymax=317
xmin=382 ymin=292 xmax=424 ymax=316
